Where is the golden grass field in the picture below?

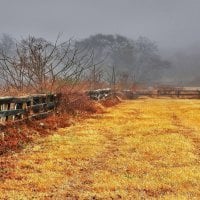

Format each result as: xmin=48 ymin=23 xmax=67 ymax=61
xmin=1 ymin=98 xmax=200 ymax=199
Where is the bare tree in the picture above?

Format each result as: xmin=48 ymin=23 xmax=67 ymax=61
xmin=0 ymin=35 xmax=95 ymax=94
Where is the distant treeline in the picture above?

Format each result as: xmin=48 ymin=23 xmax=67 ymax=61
xmin=0 ymin=33 xmax=171 ymax=94
xmin=76 ymin=34 xmax=171 ymax=87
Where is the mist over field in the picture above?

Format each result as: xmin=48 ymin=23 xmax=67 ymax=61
xmin=0 ymin=0 xmax=200 ymax=86
xmin=160 ymin=44 xmax=200 ymax=85
xmin=2 ymin=1 xmax=200 ymax=199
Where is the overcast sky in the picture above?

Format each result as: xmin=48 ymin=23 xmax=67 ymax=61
xmin=0 ymin=0 xmax=200 ymax=50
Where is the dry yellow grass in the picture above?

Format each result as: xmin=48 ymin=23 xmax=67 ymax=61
xmin=1 ymin=99 xmax=200 ymax=199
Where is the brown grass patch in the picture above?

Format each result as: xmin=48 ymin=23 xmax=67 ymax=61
xmin=0 ymin=99 xmax=198 ymax=199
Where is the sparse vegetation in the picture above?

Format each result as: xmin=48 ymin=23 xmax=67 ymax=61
xmin=1 ymin=0 xmax=200 ymax=199
xmin=0 ymin=93 xmax=107 ymax=155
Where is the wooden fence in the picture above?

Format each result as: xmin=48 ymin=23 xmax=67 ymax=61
xmin=124 ymin=89 xmax=200 ymax=99
xmin=86 ymin=88 xmax=112 ymax=100
xmin=0 ymin=94 xmax=59 ymax=123
xmin=86 ymin=88 xmax=200 ymax=100
xmin=157 ymin=89 xmax=200 ymax=98
xmin=2 ymin=88 xmax=198 ymax=123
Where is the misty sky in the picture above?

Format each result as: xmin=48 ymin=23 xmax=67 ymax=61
xmin=0 ymin=0 xmax=200 ymax=50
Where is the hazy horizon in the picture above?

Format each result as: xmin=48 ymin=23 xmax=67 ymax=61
xmin=0 ymin=0 xmax=200 ymax=50
xmin=1 ymin=0 xmax=200 ymax=85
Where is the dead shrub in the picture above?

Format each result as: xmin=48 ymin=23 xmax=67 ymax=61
xmin=57 ymin=92 xmax=105 ymax=114
xmin=0 ymin=92 xmax=119 ymax=155
xmin=101 ymin=95 xmax=122 ymax=107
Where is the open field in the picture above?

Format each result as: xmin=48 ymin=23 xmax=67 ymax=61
xmin=1 ymin=99 xmax=200 ymax=199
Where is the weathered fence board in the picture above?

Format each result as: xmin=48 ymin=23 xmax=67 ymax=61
xmin=0 ymin=94 xmax=58 ymax=123
xmin=0 ymin=109 xmax=25 ymax=117
xmin=86 ymin=88 xmax=112 ymax=100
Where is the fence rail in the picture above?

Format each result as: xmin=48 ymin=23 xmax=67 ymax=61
xmin=87 ymin=88 xmax=200 ymax=100
xmin=130 ymin=89 xmax=200 ymax=99
xmin=2 ymin=88 xmax=197 ymax=123
xmin=86 ymin=88 xmax=112 ymax=100
xmin=0 ymin=94 xmax=59 ymax=123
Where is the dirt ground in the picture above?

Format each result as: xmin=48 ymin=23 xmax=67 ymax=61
xmin=1 ymin=99 xmax=200 ymax=199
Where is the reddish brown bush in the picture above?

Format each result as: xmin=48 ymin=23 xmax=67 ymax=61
xmin=101 ymin=95 xmax=121 ymax=107
xmin=0 ymin=92 xmax=111 ymax=154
